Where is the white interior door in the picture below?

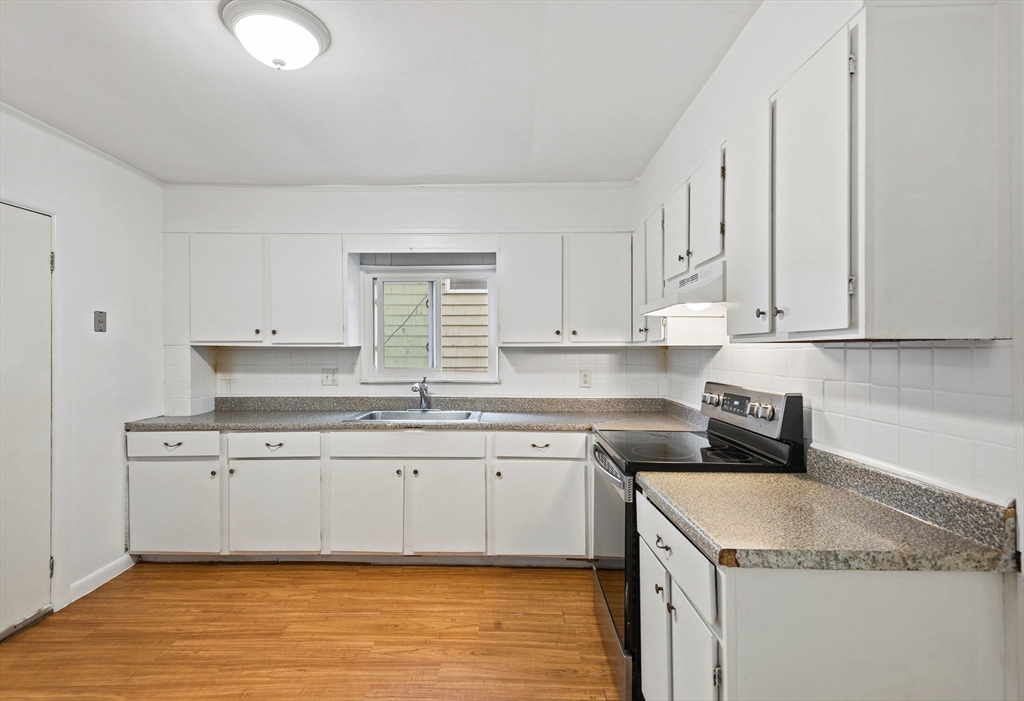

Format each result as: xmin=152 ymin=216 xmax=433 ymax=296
xmin=269 ymin=234 xmax=345 ymax=344
xmin=774 ymin=26 xmax=851 ymax=334
xmin=688 ymin=150 xmax=724 ymax=269
xmin=0 ymin=203 xmax=52 ymax=635
xmin=725 ymin=100 xmax=773 ymax=336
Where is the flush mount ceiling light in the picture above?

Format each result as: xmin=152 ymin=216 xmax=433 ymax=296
xmin=221 ymin=0 xmax=330 ymax=71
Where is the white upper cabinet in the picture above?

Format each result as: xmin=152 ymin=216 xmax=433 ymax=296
xmin=190 ymin=234 xmax=264 ymax=344
xmin=661 ymin=187 xmax=688 ymax=280
xmin=645 ymin=215 xmax=666 ymax=343
xmin=497 ymin=234 xmax=563 ymax=344
xmin=632 ymin=226 xmax=648 ymax=343
xmin=774 ymin=26 xmax=851 ymax=335
xmin=688 ymin=151 xmax=724 ymax=270
xmin=567 ymin=233 xmax=632 ymax=343
xmin=269 ymin=235 xmax=345 ymax=344
xmin=724 ymin=101 xmax=773 ymax=337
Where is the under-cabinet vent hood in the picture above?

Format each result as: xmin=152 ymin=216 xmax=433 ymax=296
xmin=641 ymin=260 xmax=726 ymax=316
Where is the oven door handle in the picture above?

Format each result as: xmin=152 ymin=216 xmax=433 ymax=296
xmin=593 ymin=445 xmax=626 ymax=491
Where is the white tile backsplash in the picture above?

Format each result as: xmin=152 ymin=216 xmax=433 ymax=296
xmin=665 ymin=338 xmax=1018 ymax=501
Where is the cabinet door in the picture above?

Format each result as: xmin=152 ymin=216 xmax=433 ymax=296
xmin=190 ymin=234 xmax=264 ymax=344
xmin=228 ymin=459 xmax=321 ymax=552
xmin=670 ymin=580 xmax=718 ymax=701
xmin=725 ymin=101 xmax=773 ymax=336
xmin=269 ymin=235 xmax=345 ymax=344
xmin=567 ymin=233 xmax=632 ymax=343
xmin=645 ymin=219 xmax=666 ymax=342
xmin=662 ymin=186 xmax=688 ymax=279
xmin=774 ymin=26 xmax=851 ymax=334
xmin=128 ymin=461 xmax=221 ymax=553
xmin=330 ymin=460 xmax=404 ymax=553
xmin=497 ymin=234 xmax=563 ymax=344
xmin=640 ymin=540 xmax=672 ymax=701
xmin=689 ymin=151 xmax=723 ymax=269
xmin=632 ymin=226 xmax=648 ymax=343
xmin=492 ymin=461 xmax=585 ymax=556
xmin=409 ymin=461 xmax=485 ymax=553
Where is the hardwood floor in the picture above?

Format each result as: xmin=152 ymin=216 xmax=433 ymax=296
xmin=0 ymin=563 xmax=620 ymax=700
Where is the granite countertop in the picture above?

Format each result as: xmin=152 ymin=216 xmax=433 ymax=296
xmin=125 ymin=409 xmax=701 ymax=432
xmin=638 ymin=467 xmax=1018 ymax=572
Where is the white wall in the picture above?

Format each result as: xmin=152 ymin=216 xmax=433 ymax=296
xmin=0 ymin=107 xmax=164 ymax=608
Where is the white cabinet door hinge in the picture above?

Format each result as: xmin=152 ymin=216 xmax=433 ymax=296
xmin=848 ymin=276 xmax=856 ymax=295
xmin=713 ymin=666 xmax=722 ymax=687
xmin=50 ymin=252 xmax=55 ymax=272
xmin=49 ymin=556 xmax=54 ymax=578
xmin=848 ymin=54 xmax=857 ymax=74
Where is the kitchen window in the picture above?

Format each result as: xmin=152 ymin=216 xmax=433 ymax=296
xmin=361 ymin=269 xmax=497 ymax=383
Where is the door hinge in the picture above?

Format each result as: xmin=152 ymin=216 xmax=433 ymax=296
xmin=49 ymin=556 xmax=54 ymax=578
xmin=720 ymin=165 xmax=726 ymax=178
xmin=848 ymin=54 xmax=857 ymax=74
xmin=50 ymin=252 xmax=55 ymax=272
xmin=848 ymin=276 xmax=856 ymax=295
xmin=720 ymin=221 xmax=725 ymax=235
xmin=713 ymin=666 xmax=722 ymax=687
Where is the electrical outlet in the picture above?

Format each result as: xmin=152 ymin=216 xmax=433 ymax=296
xmin=322 ymin=368 xmax=339 ymax=386
xmin=580 ymin=369 xmax=592 ymax=388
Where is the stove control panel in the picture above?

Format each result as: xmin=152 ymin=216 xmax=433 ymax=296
xmin=700 ymin=382 xmax=800 ymax=442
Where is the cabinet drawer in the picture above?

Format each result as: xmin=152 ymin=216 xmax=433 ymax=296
xmin=228 ymin=432 xmax=321 ymax=458
xmin=637 ymin=491 xmax=717 ymax=624
xmin=494 ymin=432 xmax=586 ymax=459
xmin=330 ymin=431 xmax=485 ymax=458
xmin=127 ymin=431 xmax=220 ymax=458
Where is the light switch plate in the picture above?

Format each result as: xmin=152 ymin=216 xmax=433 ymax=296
xmin=580 ymin=369 xmax=592 ymax=388
xmin=322 ymin=368 xmax=338 ymax=386
xmin=93 ymin=311 xmax=107 ymax=332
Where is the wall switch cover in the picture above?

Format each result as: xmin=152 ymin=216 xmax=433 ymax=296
xmin=322 ymin=368 xmax=339 ymax=386
xmin=580 ymin=370 xmax=592 ymax=388
xmin=93 ymin=311 xmax=106 ymax=332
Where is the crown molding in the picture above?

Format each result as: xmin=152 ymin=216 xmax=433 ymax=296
xmin=162 ymin=181 xmax=636 ymax=193
xmin=0 ymin=102 xmax=164 ymax=187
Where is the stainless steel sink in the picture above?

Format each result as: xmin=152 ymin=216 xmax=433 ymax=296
xmin=348 ymin=410 xmax=481 ymax=422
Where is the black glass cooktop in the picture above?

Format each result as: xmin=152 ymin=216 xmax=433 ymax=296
xmin=595 ymin=429 xmax=784 ymax=472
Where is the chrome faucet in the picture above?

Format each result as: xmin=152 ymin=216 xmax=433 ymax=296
xmin=412 ymin=377 xmax=430 ymax=410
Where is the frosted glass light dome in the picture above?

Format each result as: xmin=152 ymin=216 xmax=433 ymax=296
xmin=221 ymin=0 xmax=330 ymax=71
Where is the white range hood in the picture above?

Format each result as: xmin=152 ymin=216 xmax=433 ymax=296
xmin=641 ymin=259 xmax=726 ymax=316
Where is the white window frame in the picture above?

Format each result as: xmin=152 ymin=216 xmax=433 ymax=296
xmin=360 ymin=267 xmax=499 ymax=384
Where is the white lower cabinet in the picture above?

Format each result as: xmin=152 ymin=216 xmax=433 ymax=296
xmin=408 ymin=461 xmax=486 ymax=554
xmin=330 ymin=460 xmax=405 ymax=553
xmin=492 ymin=460 xmax=585 ymax=556
xmin=228 ymin=459 xmax=321 ymax=552
xmin=669 ymin=579 xmax=718 ymax=701
xmin=128 ymin=460 xmax=221 ymax=553
xmin=640 ymin=540 xmax=672 ymax=701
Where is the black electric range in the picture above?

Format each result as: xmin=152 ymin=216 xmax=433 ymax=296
xmin=590 ymin=382 xmax=805 ymax=701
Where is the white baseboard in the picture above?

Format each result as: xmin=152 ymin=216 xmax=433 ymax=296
xmin=68 ymin=553 xmax=134 ymax=603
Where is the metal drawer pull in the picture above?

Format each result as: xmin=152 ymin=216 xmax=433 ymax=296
xmin=531 ymin=443 xmax=550 ymax=449
xmin=654 ymin=584 xmax=663 ymax=594
xmin=265 ymin=442 xmax=284 ymax=450
xmin=163 ymin=442 xmax=183 ymax=449
xmin=666 ymin=602 xmax=676 ymax=613
xmin=655 ymin=535 xmax=672 ymax=554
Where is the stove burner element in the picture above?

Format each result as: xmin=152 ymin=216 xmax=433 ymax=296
xmin=703 ymin=448 xmax=754 ymax=463
xmin=630 ymin=444 xmax=696 ymax=461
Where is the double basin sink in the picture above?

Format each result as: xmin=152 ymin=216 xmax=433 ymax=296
xmin=347 ymin=409 xmax=482 ymax=423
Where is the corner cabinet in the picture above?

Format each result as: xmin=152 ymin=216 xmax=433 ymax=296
xmin=497 ymin=233 xmax=632 ymax=345
xmin=189 ymin=233 xmax=351 ymax=346
xmin=722 ymin=3 xmax=1013 ymax=342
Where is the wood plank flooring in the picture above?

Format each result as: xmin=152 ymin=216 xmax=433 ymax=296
xmin=0 ymin=563 xmax=620 ymax=700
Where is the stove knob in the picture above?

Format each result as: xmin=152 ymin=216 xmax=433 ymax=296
xmin=756 ymin=404 xmax=776 ymax=421
xmin=746 ymin=402 xmax=761 ymax=417
xmin=707 ymin=393 xmax=720 ymax=406
xmin=701 ymin=392 xmax=711 ymax=404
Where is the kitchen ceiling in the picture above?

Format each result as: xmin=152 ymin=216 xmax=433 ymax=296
xmin=0 ymin=0 xmax=760 ymax=185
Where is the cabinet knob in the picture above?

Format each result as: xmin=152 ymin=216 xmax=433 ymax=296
xmin=666 ymin=602 xmax=676 ymax=613
xmin=255 ymin=328 xmax=261 ymax=335
xmin=396 ymin=469 xmax=402 ymax=476
xmin=496 ymin=471 xmax=502 ymax=478
xmin=654 ymin=584 xmax=663 ymax=594
xmin=555 ymin=330 xmax=561 ymax=336
xmin=571 ymin=330 xmax=578 ymax=336
xmin=413 ymin=469 xmax=419 ymax=476
xmin=678 ymin=254 xmax=685 ymax=262
xmin=210 ymin=470 xmax=217 ymax=476
xmin=271 ymin=329 xmax=277 ymax=336
xmin=229 ymin=468 xmax=235 ymax=475
xmin=755 ymin=308 xmax=766 ymax=318
xmin=772 ymin=306 xmax=784 ymax=318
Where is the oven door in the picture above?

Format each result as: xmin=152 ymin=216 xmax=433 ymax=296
xmin=591 ymin=441 xmax=632 ymax=700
